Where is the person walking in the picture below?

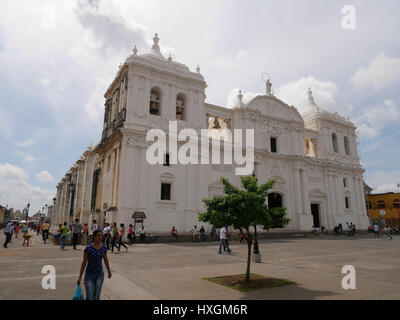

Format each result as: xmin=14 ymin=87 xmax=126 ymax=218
xmin=36 ymin=224 xmax=41 ymax=236
xmin=14 ymin=223 xmax=20 ymax=239
xmin=103 ymin=223 xmax=111 ymax=250
xmin=171 ymin=226 xmax=177 ymax=240
xmin=3 ymin=222 xmax=13 ymax=248
xmin=118 ymin=224 xmax=128 ymax=252
xmin=210 ymin=226 xmax=216 ymax=240
xmin=199 ymin=226 xmax=206 ymax=241
xmin=77 ymin=230 xmax=112 ymax=300
xmin=218 ymin=226 xmax=231 ymax=254
xmin=82 ymin=224 xmax=89 ymax=246
xmin=72 ymin=218 xmax=82 ymax=250
xmin=110 ymin=225 xmax=120 ymax=253
xmin=139 ymin=225 xmax=146 ymax=242
xmin=373 ymin=223 xmax=380 ymax=238
xmin=127 ymin=224 xmax=134 ymax=245
xmin=42 ymin=221 xmax=50 ymax=244
xmin=55 ymin=224 xmax=62 ymax=244
xmin=385 ymin=226 xmax=393 ymax=240
xmin=91 ymin=220 xmax=98 ymax=234
xmin=23 ymin=223 xmax=28 ymax=235
xmin=191 ymin=225 xmax=198 ymax=241
xmin=60 ymin=222 xmax=69 ymax=251
xmin=239 ymin=230 xmax=245 ymax=243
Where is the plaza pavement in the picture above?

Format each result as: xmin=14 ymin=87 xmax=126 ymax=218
xmin=0 ymin=231 xmax=399 ymax=300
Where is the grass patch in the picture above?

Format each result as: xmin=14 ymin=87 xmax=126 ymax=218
xmin=203 ymin=273 xmax=295 ymax=292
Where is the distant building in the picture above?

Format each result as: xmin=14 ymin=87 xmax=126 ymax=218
xmin=367 ymin=192 xmax=400 ymax=227
xmin=11 ymin=210 xmax=22 ymax=221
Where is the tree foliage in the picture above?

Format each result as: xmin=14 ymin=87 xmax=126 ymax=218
xmin=199 ymin=176 xmax=290 ymax=281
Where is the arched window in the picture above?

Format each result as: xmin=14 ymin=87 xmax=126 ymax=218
xmin=376 ymin=200 xmax=385 ymax=209
xmin=344 ymin=136 xmax=350 ymax=155
xmin=149 ymin=87 xmax=161 ymax=115
xmin=176 ymin=93 xmax=186 ymax=120
xmin=393 ymin=199 xmax=400 ymax=208
xmin=332 ymin=133 xmax=339 ymax=153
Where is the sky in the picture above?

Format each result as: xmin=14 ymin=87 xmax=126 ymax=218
xmin=0 ymin=0 xmax=399 ymax=215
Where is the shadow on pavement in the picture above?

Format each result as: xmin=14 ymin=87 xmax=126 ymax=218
xmin=240 ymin=283 xmax=337 ymax=300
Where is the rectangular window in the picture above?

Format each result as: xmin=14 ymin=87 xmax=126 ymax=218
xmin=343 ymin=178 xmax=347 ymax=187
xmin=163 ymin=153 xmax=170 ymax=166
xmin=270 ymin=137 xmax=277 ymax=153
xmin=345 ymin=197 xmax=350 ymax=209
xmin=161 ymin=183 xmax=171 ymax=200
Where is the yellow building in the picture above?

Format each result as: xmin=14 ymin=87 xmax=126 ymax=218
xmin=367 ymin=192 xmax=400 ymax=227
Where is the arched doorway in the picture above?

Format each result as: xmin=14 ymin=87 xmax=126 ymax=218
xmin=311 ymin=204 xmax=320 ymax=227
xmin=268 ymin=193 xmax=284 ymax=228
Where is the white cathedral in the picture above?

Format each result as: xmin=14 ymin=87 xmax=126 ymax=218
xmin=51 ymin=34 xmax=369 ymax=232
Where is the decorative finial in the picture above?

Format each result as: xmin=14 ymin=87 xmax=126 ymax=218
xmin=238 ymin=90 xmax=243 ymax=102
xmin=266 ymin=79 xmax=272 ymax=96
xmin=168 ymin=54 xmax=172 ymax=62
xmin=196 ymin=65 xmax=200 ymax=73
xmin=307 ymin=87 xmax=317 ymax=107
xmin=153 ymin=33 xmax=159 ymax=45
xmin=133 ymin=45 xmax=137 ymax=55
xmin=150 ymin=33 xmax=164 ymax=57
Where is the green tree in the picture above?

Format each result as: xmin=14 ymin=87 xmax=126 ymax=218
xmin=199 ymin=176 xmax=290 ymax=282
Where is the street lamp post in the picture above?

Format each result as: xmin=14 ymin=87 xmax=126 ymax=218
xmin=26 ymin=203 xmax=30 ymax=223
xmin=2 ymin=204 xmax=8 ymax=224
xmin=252 ymin=171 xmax=261 ymax=263
xmin=53 ymin=197 xmax=56 ymax=226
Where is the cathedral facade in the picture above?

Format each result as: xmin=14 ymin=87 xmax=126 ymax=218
xmin=51 ymin=34 xmax=369 ymax=232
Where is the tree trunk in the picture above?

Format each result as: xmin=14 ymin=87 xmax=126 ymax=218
xmin=245 ymin=228 xmax=252 ymax=282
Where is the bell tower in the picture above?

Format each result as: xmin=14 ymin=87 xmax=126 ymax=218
xmin=112 ymin=33 xmax=209 ymax=131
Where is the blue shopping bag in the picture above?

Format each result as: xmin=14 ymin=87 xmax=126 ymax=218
xmin=72 ymin=284 xmax=85 ymax=300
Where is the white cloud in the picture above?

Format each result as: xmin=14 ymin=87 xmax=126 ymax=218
xmin=26 ymin=155 xmax=35 ymax=162
xmin=16 ymin=138 xmax=36 ymax=147
xmin=15 ymin=150 xmax=36 ymax=162
xmin=0 ymin=163 xmax=28 ymax=181
xmin=40 ymin=78 xmax=50 ymax=86
xmin=0 ymin=163 xmax=53 ymax=214
xmin=355 ymin=99 xmax=400 ymax=139
xmin=366 ymin=170 xmax=400 ymax=194
xmin=212 ymin=50 xmax=249 ymax=71
xmin=72 ymin=0 xmax=148 ymax=58
xmin=36 ymin=170 xmax=54 ymax=183
xmin=275 ymin=76 xmax=353 ymax=115
xmin=350 ymin=52 xmax=400 ymax=92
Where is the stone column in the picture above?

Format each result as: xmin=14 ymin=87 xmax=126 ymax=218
xmin=323 ymin=172 xmax=333 ymax=228
xmin=80 ymin=159 xmax=88 ymax=223
xmin=328 ymin=173 xmax=338 ymax=221
xmin=300 ymin=169 xmax=310 ymax=215
xmin=137 ymin=147 xmax=148 ymax=212
xmin=335 ymin=174 xmax=343 ymax=217
xmin=294 ymin=168 xmax=303 ymax=215
xmin=143 ymin=78 xmax=151 ymax=116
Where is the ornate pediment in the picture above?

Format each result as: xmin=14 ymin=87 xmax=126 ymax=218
xmin=246 ymin=95 xmax=304 ymax=123
xmin=160 ymin=172 xmax=175 ymax=182
xmin=309 ymin=188 xmax=327 ymax=198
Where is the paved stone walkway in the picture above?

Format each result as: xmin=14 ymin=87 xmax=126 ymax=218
xmin=0 ymin=231 xmax=399 ymax=300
